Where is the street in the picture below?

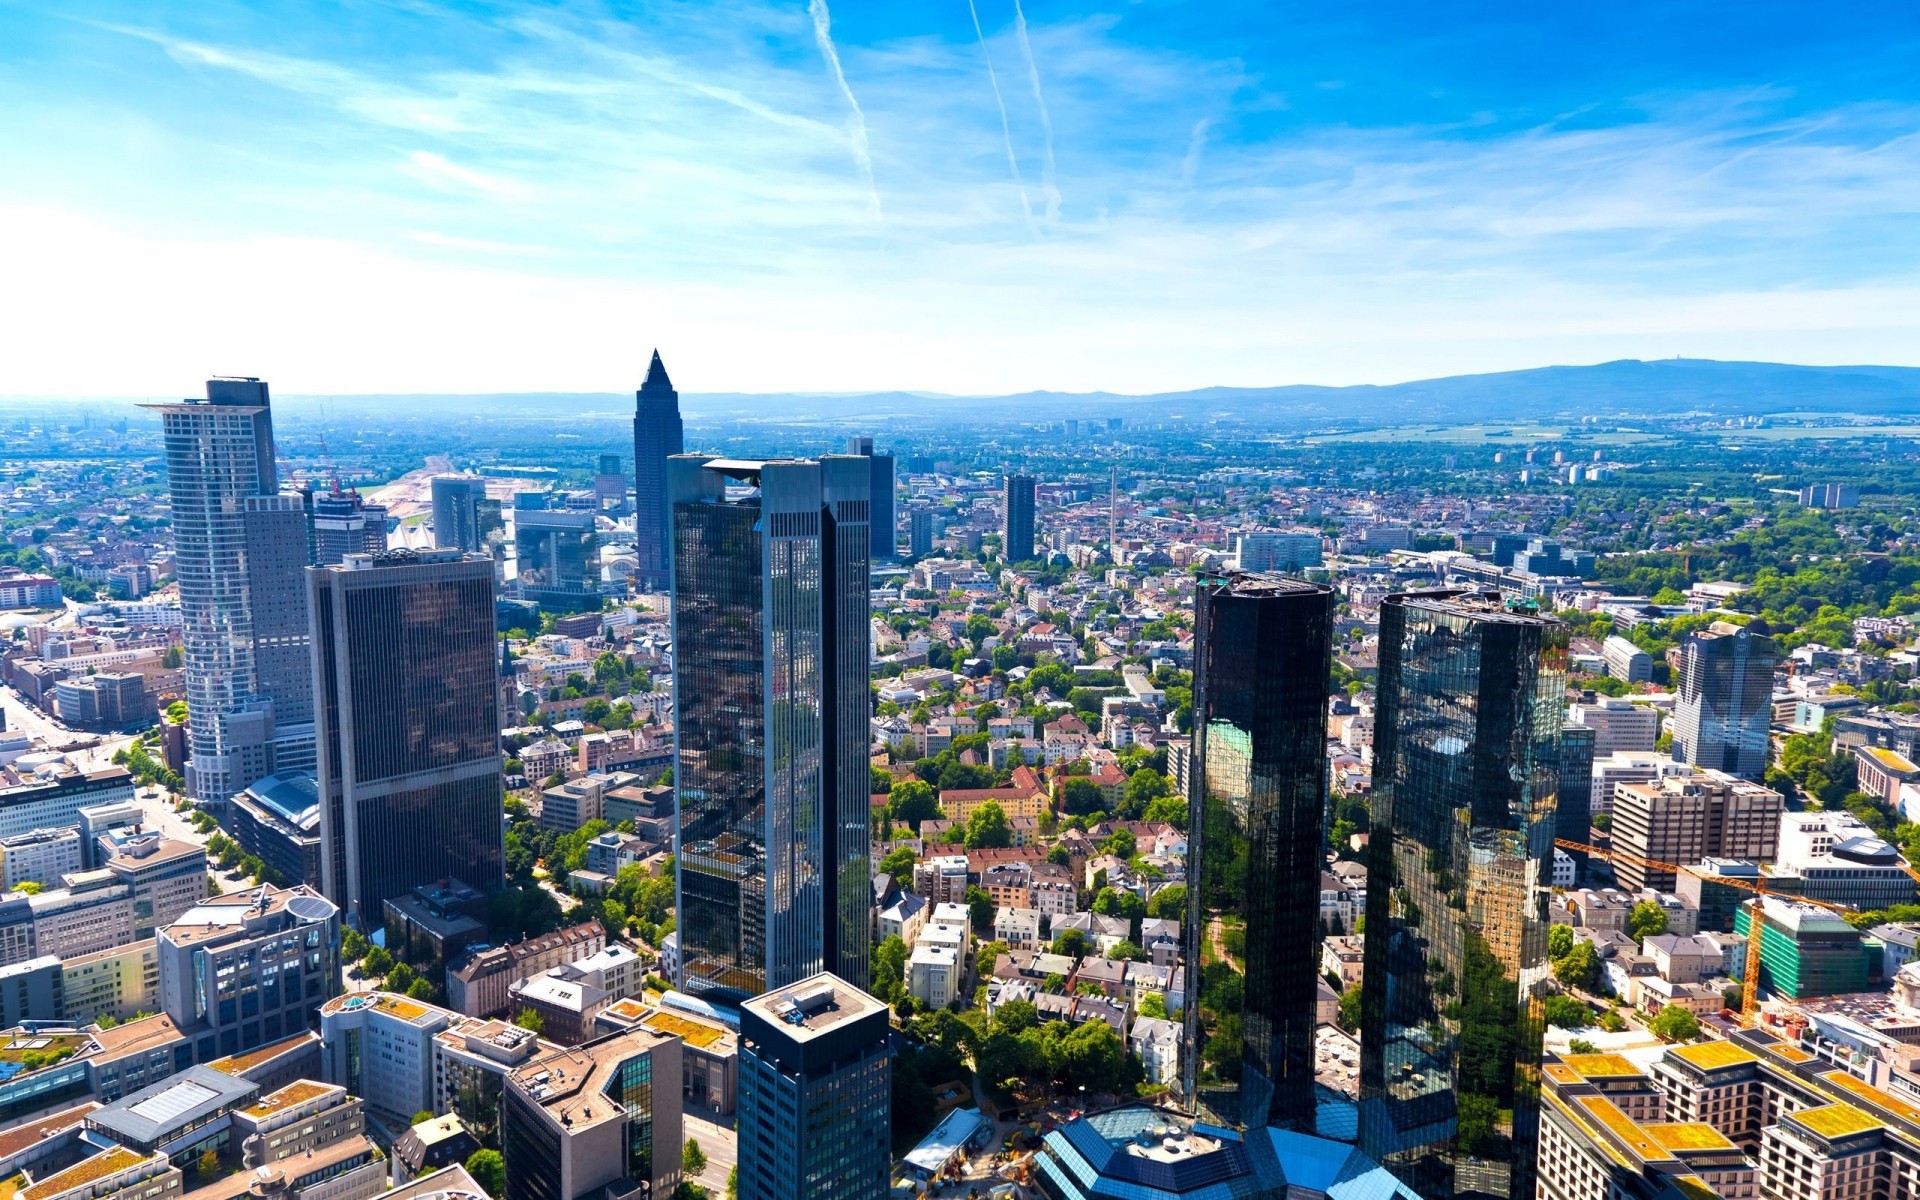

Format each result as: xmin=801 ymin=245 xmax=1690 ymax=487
xmin=0 ymin=683 xmax=137 ymax=772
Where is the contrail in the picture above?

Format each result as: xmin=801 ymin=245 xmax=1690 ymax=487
xmin=808 ymin=0 xmax=881 ymax=218
xmin=965 ymin=0 xmax=1033 ymax=229
xmin=1009 ymin=0 xmax=1059 ymax=222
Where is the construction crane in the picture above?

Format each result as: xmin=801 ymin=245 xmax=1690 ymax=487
xmin=1554 ymin=838 xmax=1855 ymax=1026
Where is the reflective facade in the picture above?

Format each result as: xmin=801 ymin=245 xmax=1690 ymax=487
xmin=431 ymin=476 xmax=495 ymax=553
xmin=310 ymin=549 xmax=504 ymax=926
xmin=845 ymin=437 xmax=897 ymax=562
xmin=1003 ymin=473 xmax=1036 ymax=563
xmin=632 ymin=351 xmax=685 ymax=591
xmin=670 ymin=455 xmax=871 ymax=1003
xmin=143 ymin=379 xmax=314 ymax=800
xmin=1555 ymin=723 xmax=1595 ymax=880
xmin=1359 ymin=589 xmax=1566 ymax=1200
xmin=1674 ymin=622 xmax=1776 ymax=779
xmin=513 ymin=500 xmax=601 ymax=613
xmin=1183 ymin=573 xmax=1334 ymax=1133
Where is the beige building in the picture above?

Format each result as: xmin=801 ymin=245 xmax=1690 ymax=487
xmin=62 ymin=939 xmax=158 ymax=1025
xmin=1610 ymin=770 xmax=1783 ymax=892
xmin=19 ymin=1149 xmax=180 ymax=1200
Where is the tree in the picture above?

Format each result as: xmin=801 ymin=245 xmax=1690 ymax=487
xmin=1051 ymin=928 xmax=1092 ymax=959
xmin=341 ymin=928 xmax=369 ymax=964
xmin=1552 ymin=941 xmax=1601 ymax=992
xmin=889 ymin=779 xmax=941 ymax=830
xmin=514 ymin=1007 xmax=545 ymax=1034
xmin=964 ymin=800 xmax=1013 ymax=849
xmin=465 ymin=1150 xmax=505 ymax=1199
xmin=683 ymin=1139 xmax=708 ymax=1178
xmin=1542 ymin=995 xmax=1591 ymax=1028
xmin=389 ymin=962 xmax=418 ymax=993
xmin=412 ymin=1110 xmax=436 ymax=1127
xmin=1124 ymin=768 xmax=1173 ymax=818
xmin=976 ymin=939 xmax=1010 ymax=979
xmin=871 ymin=935 xmax=910 ymax=994
xmin=1547 ymin=923 xmax=1574 ymax=960
xmin=1336 ymin=984 xmax=1361 ymax=1033
xmin=197 ymin=1147 xmax=220 ymax=1180
xmin=726 ymin=1167 xmax=737 ymax=1200
xmin=964 ymin=885 xmax=995 ymax=934
xmin=1057 ymin=1019 xmax=1126 ymax=1094
xmin=1627 ymin=901 xmax=1669 ymax=942
xmin=1061 ymin=778 xmax=1105 ymax=815
xmin=407 ymin=977 xmax=436 ymax=1001
xmin=1649 ymin=1005 xmax=1702 ymax=1043
xmin=1145 ymin=885 xmax=1187 ymax=922
xmin=362 ymin=945 xmax=393 ymax=978
xmin=1142 ymin=794 xmax=1187 ymax=829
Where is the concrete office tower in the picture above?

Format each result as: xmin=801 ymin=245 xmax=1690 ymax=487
xmin=593 ymin=453 xmax=627 ymax=515
xmin=737 ymin=975 xmax=891 ymax=1200
xmin=1359 ymin=589 xmax=1566 ymax=1200
xmin=908 ymin=507 xmax=935 ymax=558
xmin=1674 ymin=621 xmax=1777 ymax=779
xmin=500 ymin=1026 xmax=686 ymax=1200
xmin=844 ymin=437 xmax=898 ymax=562
xmin=1182 ymin=573 xmax=1334 ymax=1131
xmin=309 ymin=490 xmax=389 ymax=565
xmin=632 ymin=351 xmax=685 ymax=591
xmin=1610 ymin=771 xmax=1784 ymax=893
xmin=431 ymin=476 xmax=491 ymax=552
xmin=1003 ymin=473 xmax=1036 ymax=563
xmin=513 ymin=495 xmax=601 ymax=613
xmin=310 ymin=549 xmax=505 ymax=927
xmin=142 ymin=378 xmax=314 ymax=800
xmin=669 ymin=455 xmax=871 ymax=1002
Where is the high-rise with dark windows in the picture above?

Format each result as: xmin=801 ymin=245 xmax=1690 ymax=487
xmin=844 ymin=437 xmax=897 ymax=562
xmin=669 ymin=454 xmax=870 ymax=1003
xmin=1003 ymin=473 xmax=1036 ymax=563
xmin=632 ymin=351 xmax=685 ymax=592
xmin=1555 ymin=723 xmax=1596 ymax=880
xmin=1359 ymin=589 xmax=1565 ymax=1200
xmin=310 ymin=548 xmax=504 ymax=927
xmin=513 ymin=494 xmax=601 ymax=613
xmin=143 ymin=378 xmax=313 ymax=800
xmin=1183 ymin=573 xmax=1334 ymax=1132
xmin=309 ymin=489 xmax=388 ymax=565
xmin=432 ymin=476 xmax=493 ymax=552
xmin=1674 ymin=621 xmax=1776 ymax=779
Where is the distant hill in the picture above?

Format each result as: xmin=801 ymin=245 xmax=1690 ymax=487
xmin=264 ymin=357 xmax=1920 ymax=427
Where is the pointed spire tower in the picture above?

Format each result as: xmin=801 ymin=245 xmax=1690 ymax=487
xmin=632 ymin=349 xmax=685 ymax=591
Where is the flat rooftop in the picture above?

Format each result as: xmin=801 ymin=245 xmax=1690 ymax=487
xmin=509 ymin=1028 xmax=677 ymax=1129
xmin=740 ymin=973 xmax=886 ymax=1044
xmin=320 ymin=991 xmax=447 ymax=1026
xmin=206 ymin=1031 xmax=318 ymax=1077
xmin=1667 ymin=1041 xmax=1758 ymax=1072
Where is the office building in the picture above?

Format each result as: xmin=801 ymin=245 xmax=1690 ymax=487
xmin=62 ymin=939 xmax=159 ymax=1025
xmin=908 ymin=507 xmax=936 ymax=558
xmin=30 ymin=873 xmax=137 ymax=960
xmin=432 ymin=476 xmax=496 ymax=553
xmin=307 ymin=490 xmax=385 ymax=566
xmin=631 ymin=350 xmax=685 ymax=592
xmin=845 ymin=437 xmax=898 ymax=562
xmin=1232 ymin=531 xmax=1324 ymax=573
xmin=1002 ymin=474 xmax=1036 ymax=563
xmin=1673 ymin=622 xmax=1777 ymax=779
xmin=104 ymin=834 xmax=207 ymax=938
xmin=1567 ymin=698 xmax=1660 ymax=756
xmin=1799 ymin=483 xmax=1860 ymax=510
xmin=310 ymin=549 xmax=504 ymax=926
xmin=737 ymin=975 xmax=891 ymax=1200
xmin=53 ymin=673 xmax=148 ymax=732
xmin=0 ymin=955 xmax=63 ymax=1026
xmin=1556 ymin=723 xmax=1596 ymax=875
xmin=1182 ymin=572 xmax=1334 ymax=1131
xmin=228 ymin=770 xmax=323 ymax=890
xmin=157 ymin=885 xmax=340 ymax=1061
xmin=1609 ymin=771 xmax=1784 ymax=893
xmin=512 ymin=497 xmax=601 ymax=613
xmin=0 ymin=827 xmax=81 ymax=891
xmin=500 ymin=1027 xmax=685 ymax=1200
xmin=144 ymin=378 xmax=314 ymax=799
xmin=0 ymin=767 xmax=135 ymax=840
xmin=669 ymin=455 xmax=871 ymax=1001
xmin=593 ymin=453 xmax=627 ymax=515
xmin=1734 ymin=899 xmax=1870 ymax=999
xmin=1601 ymin=635 xmax=1652 ymax=684
xmin=1359 ymin=589 xmax=1566 ymax=1200
xmin=321 ymin=990 xmax=458 ymax=1121
xmin=1771 ymin=809 xmax=1919 ymax=910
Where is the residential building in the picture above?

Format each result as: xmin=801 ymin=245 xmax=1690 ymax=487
xmin=631 ymin=350 xmax=685 ymax=592
xmin=157 ymin=885 xmax=340 ymax=1062
xmin=1359 ymin=588 xmax=1566 ymax=1200
xmin=670 ymin=454 xmax=872 ymax=1001
xmin=737 ymin=975 xmax=891 ymax=1200
xmin=310 ymin=549 xmax=504 ymax=926
xmin=144 ymin=377 xmax=313 ymax=800
xmin=1183 ymin=571 xmax=1333 ymax=1131
xmin=447 ymin=922 xmax=606 ymax=1019
xmin=500 ymin=1027 xmax=685 ymax=1200
xmin=1609 ymin=771 xmax=1784 ymax=892
xmin=1673 ymin=622 xmax=1776 ymax=779
xmin=1003 ymin=474 xmax=1036 ymax=564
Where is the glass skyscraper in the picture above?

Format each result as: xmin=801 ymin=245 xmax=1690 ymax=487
xmin=1182 ymin=572 xmax=1333 ymax=1133
xmin=1358 ymin=589 xmax=1566 ymax=1200
xmin=1003 ymin=473 xmax=1036 ymax=563
xmin=632 ymin=351 xmax=685 ymax=592
xmin=1674 ymin=621 xmax=1776 ymax=779
xmin=310 ymin=548 xmax=505 ymax=927
xmin=670 ymin=455 xmax=872 ymax=1003
xmin=143 ymin=378 xmax=313 ymax=800
xmin=512 ymin=495 xmax=601 ymax=613
xmin=844 ymin=437 xmax=897 ymax=562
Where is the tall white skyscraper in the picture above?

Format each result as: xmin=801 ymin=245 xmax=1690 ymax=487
xmin=144 ymin=378 xmax=313 ymax=800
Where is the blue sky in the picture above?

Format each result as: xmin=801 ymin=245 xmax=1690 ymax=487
xmin=4 ymin=0 xmax=1920 ymax=395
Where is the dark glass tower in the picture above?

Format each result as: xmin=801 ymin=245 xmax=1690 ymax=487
xmin=844 ymin=437 xmax=897 ymax=562
xmin=432 ymin=476 xmax=490 ymax=552
xmin=1003 ymin=473 xmax=1036 ymax=564
xmin=1182 ymin=573 xmax=1334 ymax=1131
xmin=632 ymin=351 xmax=685 ymax=592
xmin=1358 ymin=589 xmax=1565 ymax=1200
xmin=670 ymin=455 xmax=871 ymax=1003
xmin=1555 ymin=723 xmax=1595 ymax=880
xmin=310 ymin=548 xmax=505 ymax=927
xmin=1674 ymin=621 xmax=1776 ymax=779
